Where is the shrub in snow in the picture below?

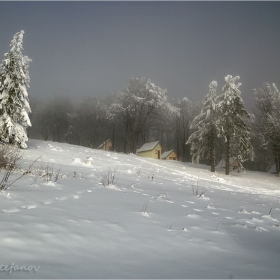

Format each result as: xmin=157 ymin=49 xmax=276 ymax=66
xmin=0 ymin=143 xmax=21 ymax=170
xmin=0 ymin=144 xmax=23 ymax=190
xmin=100 ymin=167 xmax=117 ymax=187
xmin=0 ymin=149 xmax=22 ymax=190
xmin=142 ymin=193 xmax=169 ymax=215
xmin=29 ymin=162 xmax=63 ymax=184
xmin=192 ymin=185 xmax=207 ymax=198
xmin=0 ymin=146 xmax=41 ymax=191
xmin=0 ymin=30 xmax=32 ymax=148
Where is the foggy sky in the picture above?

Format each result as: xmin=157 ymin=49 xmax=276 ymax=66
xmin=0 ymin=1 xmax=280 ymax=109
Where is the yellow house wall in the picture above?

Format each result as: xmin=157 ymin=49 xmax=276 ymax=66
xmin=139 ymin=143 xmax=162 ymax=159
xmin=165 ymin=151 xmax=178 ymax=160
xmin=105 ymin=141 xmax=112 ymax=151
xmin=99 ymin=141 xmax=112 ymax=151
xmin=106 ymin=141 xmax=112 ymax=147
xmin=138 ymin=150 xmax=155 ymax=158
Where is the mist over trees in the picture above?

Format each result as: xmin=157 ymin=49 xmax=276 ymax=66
xmin=27 ymin=75 xmax=280 ymax=175
xmin=0 ymin=33 xmax=271 ymax=175
xmin=0 ymin=32 xmax=279 ymax=176
xmin=28 ymin=77 xmax=200 ymax=162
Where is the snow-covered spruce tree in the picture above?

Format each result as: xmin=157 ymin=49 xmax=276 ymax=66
xmin=253 ymin=83 xmax=280 ymax=173
xmin=108 ymin=78 xmax=168 ymax=154
xmin=0 ymin=30 xmax=32 ymax=148
xmin=187 ymin=81 xmax=218 ymax=172
xmin=216 ymin=75 xmax=253 ymax=175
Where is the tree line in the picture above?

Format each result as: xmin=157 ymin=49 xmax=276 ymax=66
xmin=28 ymin=76 xmax=280 ymax=175
xmin=1 ymin=31 xmax=279 ymax=175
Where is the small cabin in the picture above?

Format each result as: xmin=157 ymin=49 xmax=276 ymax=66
xmin=98 ymin=139 xmax=112 ymax=151
xmin=217 ymin=157 xmax=244 ymax=171
xmin=137 ymin=141 xmax=162 ymax=159
xmin=161 ymin=149 xmax=178 ymax=161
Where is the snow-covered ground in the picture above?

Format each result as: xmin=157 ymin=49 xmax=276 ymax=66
xmin=0 ymin=139 xmax=279 ymax=279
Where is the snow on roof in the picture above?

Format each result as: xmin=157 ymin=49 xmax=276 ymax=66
xmin=161 ymin=149 xmax=175 ymax=159
xmin=97 ymin=139 xmax=111 ymax=149
xmin=137 ymin=141 xmax=160 ymax=153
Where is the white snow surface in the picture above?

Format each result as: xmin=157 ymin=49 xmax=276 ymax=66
xmin=0 ymin=139 xmax=280 ymax=278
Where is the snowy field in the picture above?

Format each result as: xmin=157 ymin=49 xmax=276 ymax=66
xmin=0 ymin=139 xmax=280 ymax=279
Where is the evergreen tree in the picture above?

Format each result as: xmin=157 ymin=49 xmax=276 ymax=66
xmin=216 ymin=75 xmax=253 ymax=175
xmin=108 ymin=78 xmax=168 ymax=153
xmin=253 ymin=83 xmax=280 ymax=173
xmin=0 ymin=30 xmax=32 ymax=148
xmin=174 ymin=97 xmax=193 ymax=162
xmin=187 ymin=81 xmax=218 ymax=172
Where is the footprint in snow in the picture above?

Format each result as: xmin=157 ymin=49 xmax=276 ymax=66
xmin=238 ymin=209 xmax=251 ymax=214
xmin=76 ymin=190 xmax=86 ymax=194
xmin=3 ymin=207 xmax=21 ymax=213
xmin=55 ymin=196 xmax=68 ymax=201
xmin=232 ymin=223 xmax=247 ymax=229
xmin=255 ymin=226 xmax=269 ymax=232
xmin=187 ymin=214 xmax=200 ymax=218
xmin=262 ymin=215 xmax=278 ymax=222
xmin=142 ymin=212 xmax=150 ymax=217
xmin=43 ymin=200 xmax=53 ymax=205
xmin=21 ymin=204 xmax=38 ymax=210
xmin=252 ymin=217 xmax=263 ymax=223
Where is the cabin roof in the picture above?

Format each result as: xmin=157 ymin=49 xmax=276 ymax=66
xmin=137 ymin=141 xmax=161 ymax=153
xmin=97 ymin=139 xmax=111 ymax=149
xmin=161 ymin=149 xmax=175 ymax=159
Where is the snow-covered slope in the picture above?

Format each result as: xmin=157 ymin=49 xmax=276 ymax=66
xmin=0 ymin=139 xmax=279 ymax=278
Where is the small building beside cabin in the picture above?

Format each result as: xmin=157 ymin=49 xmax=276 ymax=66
xmin=216 ymin=157 xmax=244 ymax=171
xmin=161 ymin=149 xmax=178 ymax=161
xmin=98 ymin=139 xmax=112 ymax=151
xmin=137 ymin=141 xmax=162 ymax=159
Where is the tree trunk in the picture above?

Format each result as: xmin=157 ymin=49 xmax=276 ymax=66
xmin=210 ymin=130 xmax=215 ymax=172
xmin=131 ymin=132 xmax=138 ymax=154
xmin=175 ymin=119 xmax=181 ymax=160
xmin=273 ymin=144 xmax=280 ymax=174
xmin=111 ymin=123 xmax=116 ymax=151
xmin=225 ymin=134 xmax=230 ymax=175
xmin=182 ymin=115 xmax=187 ymax=162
